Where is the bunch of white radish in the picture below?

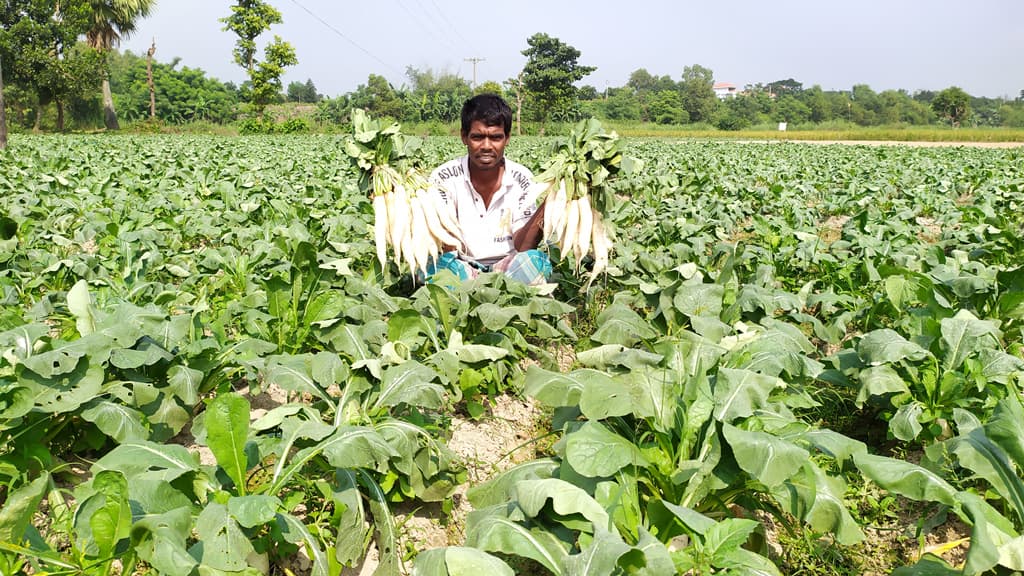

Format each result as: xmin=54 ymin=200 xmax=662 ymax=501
xmin=344 ymin=109 xmax=463 ymax=278
xmin=534 ymin=119 xmax=641 ymax=291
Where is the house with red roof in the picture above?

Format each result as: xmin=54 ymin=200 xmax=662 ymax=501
xmin=713 ymin=82 xmax=738 ymax=99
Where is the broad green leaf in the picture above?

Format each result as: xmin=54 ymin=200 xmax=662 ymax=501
xmin=514 ymin=478 xmax=611 ymax=531
xmin=704 ymin=517 xmax=760 ymax=567
xmin=19 ymin=357 xmax=105 ymax=413
xmin=590 ymin=302 xmax=658 ymax=347
xmin=166 ymin=365 xmax=203 ymax=404
xmin=92 ymin=441 xmax=198 ymax=483
xmin=575 ymin=344 xmax=663 ymax=371
xmin=951 ymin=427 xmax=1024 ymax=525
xmin=358 ymin=470 xmax=401 ymax=576
xmin=193 ymin=502 xmax=254 ymax=572
xmin=273 ymin=514 xmax=331 ymax=576
xmin=81 ymin=401 xmax=149 ymax=443
xmin=311 ymin=351 xmax=348 ymax=387
xmin=205 ymin=392 xmax=251 ymax=495
xmin=126 ymin=479 xmax=193 ymax=515
xmin=413 ymin=547 xmax=515 ymax=576
xmin=940 ymin=310 xmax=1000 ymax=371
xmin=0 ymin=323 xmax=49 ymax=362
xmin=998 ymin=535 xmax=1024 ymax=571
xmin=467 ymin=459 xmax=560 ymax=509
xmin=654 ymin=332 xmax=726 ymax=381
xmin=524 ymin=366 xmax=613 ymax=408
xmin=0 ymin=472 xmax=49 ymax=544
xmin=795 ymin=429 xmax=867 ymax=464
xmin=373 ymin=360 xmax=445 ymax=410
xmin=775 ymin=462 xmax=865 ymax=545
xmin=855 ymin=365 xmax=910 ymax=407
xmin=977 ymin=348 xmax=1024 ymax=385
xmin=263 ymin=354 xmax=331 ymax=403
xmin=228 ymin=495 xmax=281 ymax=528
xmin=655 ymin=501 xmax=717 ymax=535
xmin=465 ymin=510 xmax=569 ymax=575
xmin=131 ymin=507 xmax=196 ymax=576
xmin=331 ymin=470 xmax=369 ymax=567
xmin=472 ymin=303 xmax=521 ymax=331
xmin=622 ymin=528 xmax=676 ymax=576
xmin=890 ymin=401 xmax=925 ymax=442
xmin=0 ymin=380 xmax=33 ymax=420
xmin=74 ymin=470 xmax=131 ymax=558
xmin=578 ymin=375 xmax=634 ymax=420
xmin=986 ymin=395 xmax=1024 ymax=472
xmin=956 ymin=491 xmax=1010 ymax=575
xmin=565 ymin=421 xmax=648 ymax=478
xmin=712 ymin=368 xmax=781 ymax=423
xmin=562 ymin=528 xmax=632 ymax=576
xmin=273 ymin=427 xmax=395 ymax=492
xmin=673 ymin=282 xmax=724 ymax=318
xmin=723 ymin=424 xmax=808 ymax=488
xmin=856 ymin=329 xmax=929 ymax=366
xmin=854 ymin=453 xmax=957 ymax=506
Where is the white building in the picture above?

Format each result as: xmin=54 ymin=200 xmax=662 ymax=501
xmin=713 ymin=82 xmax=738 ymax=99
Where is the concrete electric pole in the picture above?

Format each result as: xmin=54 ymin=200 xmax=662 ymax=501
xmin=464 ymin=57 xmax=485 ymax=89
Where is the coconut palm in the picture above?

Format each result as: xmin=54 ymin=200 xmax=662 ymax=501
xmin=86 ymin=0 xmax=157 ymax=130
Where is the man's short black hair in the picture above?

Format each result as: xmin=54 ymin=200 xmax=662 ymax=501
xmin=461 ymin=94 xmax=512 ymax=137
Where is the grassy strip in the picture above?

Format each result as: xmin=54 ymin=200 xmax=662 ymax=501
xmin=609 ymin=125 xmax=1024 ymax=142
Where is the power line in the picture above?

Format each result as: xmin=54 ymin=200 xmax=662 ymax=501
xmin=393 ymin=0 xmax=461 ymax=54
xmin=424 ymin=0 xmax=474 ymax=51
xmin=285 ymin=0 xmax=404 ymax=78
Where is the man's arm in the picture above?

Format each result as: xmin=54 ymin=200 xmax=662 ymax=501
xmin=513 ymin=202 xmax=545 ymax=251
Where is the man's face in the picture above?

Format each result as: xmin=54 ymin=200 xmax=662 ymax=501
xmin=462 ymin=120 xmax=509 ymax=172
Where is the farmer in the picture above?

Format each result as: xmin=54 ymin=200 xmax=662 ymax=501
xmin=427 ymin=94 xmax=551 ymax=285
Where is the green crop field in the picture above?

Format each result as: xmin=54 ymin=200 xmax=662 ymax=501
xmin=1 ymin=134 xmax=1023 ymax=576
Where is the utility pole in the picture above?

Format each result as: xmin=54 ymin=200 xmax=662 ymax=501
xmin=464 ymin=57 xmax=485 ymax=90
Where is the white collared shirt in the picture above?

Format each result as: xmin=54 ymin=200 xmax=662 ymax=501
xmin=429 ymin=155 xmax=539 ymax=266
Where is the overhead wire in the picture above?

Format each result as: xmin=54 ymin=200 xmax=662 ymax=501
xmin=422 ymin=0 xmax=474 ymax=52
xmin=285 ymin=0 xmax=405 ymax=78
xmin=392 ymin=0 xmax=462 ymax=55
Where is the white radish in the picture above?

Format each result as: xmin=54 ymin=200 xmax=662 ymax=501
xmin=575 ymin=194 xmax=594 ymax=271
xmin=561 ymin=196 xmax=580 ymax=261
xmin=427 ymin=186 xmax=462 ymax=240
xmin=585 ymin=211 xmax=610 ymax=292
xmin=409 ymin=193 xmax=431 ymax=276
xmin=372 ymin=193 xmax=388 ymax=268
xmin=419 ymin=188 xmax=462 ymax=250
xmin=547 ymin=180 xmax=568 ymax=243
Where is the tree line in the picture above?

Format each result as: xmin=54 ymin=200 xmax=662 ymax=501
xmin=3 ymin=0 xmax=1023 ymax=138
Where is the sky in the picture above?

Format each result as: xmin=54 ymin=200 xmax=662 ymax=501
xmin=120 ymin=0 xmax=1024 ymax=100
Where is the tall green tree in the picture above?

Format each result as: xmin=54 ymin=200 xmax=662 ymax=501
xmin=520 ymin=32 xmax=595 ymax=124
xmin=678 ymin=64 xmax=717 ymax=123
xmin=351 ymin=74 xmax=403 ymax=120
xmin=286 ymin=78 xmax=319 ymax=103
xmin=85 ymin=0 xmax=156 ymax=130
xmin=0 ymin=0 xmax=104 ymax=130
xmin=932 ymin=86 xmax=972 ymax=127
xmin=248 ymin=35 xmax=296 ymax=110
xmin=221 ymin=0 xmax=295 ymax=113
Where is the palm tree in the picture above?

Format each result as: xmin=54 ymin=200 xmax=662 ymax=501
xmin=86 ymin=0 xmax=157 ymax=130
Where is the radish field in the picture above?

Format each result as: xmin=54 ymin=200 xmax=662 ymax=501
xmin=1 ymin=135 xmax=1023 ymax=576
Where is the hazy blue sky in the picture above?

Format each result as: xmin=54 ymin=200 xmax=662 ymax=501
xmin=121 ymin=0 xmax=1023 ymax=99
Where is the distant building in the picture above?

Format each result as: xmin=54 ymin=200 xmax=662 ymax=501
xmin=713 ymin=82 xmax=739 ymax=99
